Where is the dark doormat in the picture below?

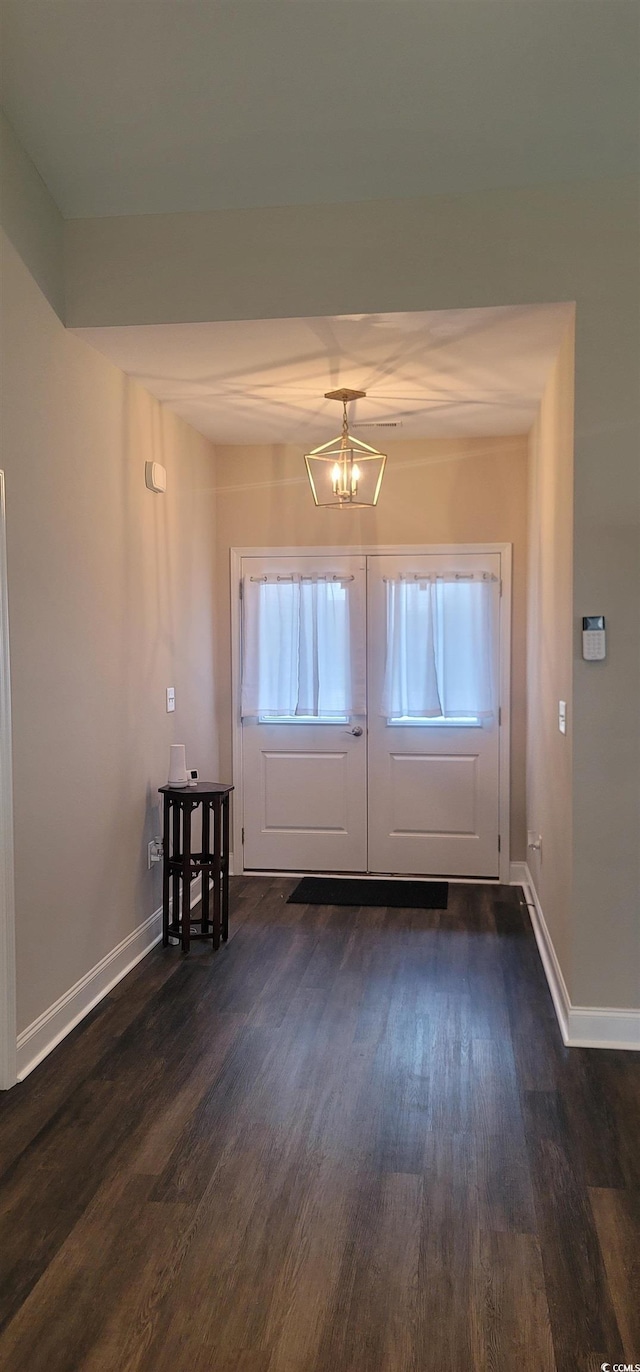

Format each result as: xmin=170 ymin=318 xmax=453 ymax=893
xmin=287 ymin=876 xmax=448 ymax=909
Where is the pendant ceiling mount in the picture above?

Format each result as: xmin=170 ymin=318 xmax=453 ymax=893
xmin=323 ymin=387 xmax=367 ymax=403
xmin=304 ymin=389 xmax=387 ymax=508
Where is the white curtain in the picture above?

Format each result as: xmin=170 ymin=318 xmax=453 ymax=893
xmin=381 ymin=575 xmax=496 ymax=719
xmin=241 ymin=575 xmax=364 ymax=718
xmin=380 ymin=579 xmax=441 ymax=719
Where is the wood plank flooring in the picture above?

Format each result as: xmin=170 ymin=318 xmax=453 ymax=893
xmin=0 ymin=879 xmax=638 ymax=1372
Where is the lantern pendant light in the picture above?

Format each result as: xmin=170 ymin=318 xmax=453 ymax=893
xmin=304 ymin=389 xmax=387 ymax=508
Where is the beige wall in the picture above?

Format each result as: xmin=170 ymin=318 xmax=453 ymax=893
xmin=213 ymin=435 xmax=528 ymax=860
xmin=527 ymin=322 xmax=575 ymax=983
xmin=0 ymin=232 xmax=218 ymax=1033
xmin=571 ymin=293 xmax=640 ymax=1011
xmin=62 ymin=180 xmax=631 ymax=332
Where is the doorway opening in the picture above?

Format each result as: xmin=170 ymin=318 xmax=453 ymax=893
xmin=232 ymin=543 xmax=512 ymax=883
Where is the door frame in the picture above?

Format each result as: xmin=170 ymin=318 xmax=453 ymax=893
xmin=230 ymin=543 xmax=512 ymax=884
xmin=0 ymin=473 xmax=17 ymax=1089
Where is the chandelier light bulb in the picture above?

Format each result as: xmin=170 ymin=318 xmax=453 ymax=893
xmin=304 ymin=389 xmax=387 ymax=508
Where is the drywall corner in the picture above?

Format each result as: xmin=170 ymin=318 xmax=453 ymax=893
xmin=526 ymin=316 xmax=575 ymax=998
xmin=0 ymin=110 xmax=65 ymax=320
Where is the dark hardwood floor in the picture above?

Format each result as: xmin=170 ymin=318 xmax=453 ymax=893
xmin=0 ymin=879 xmax=638 ymax=1372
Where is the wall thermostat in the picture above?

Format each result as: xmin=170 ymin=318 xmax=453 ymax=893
xmin=582 ymin=616 xmax=606 ymax=661
xmin=145 ymin=461 xmax=167 ymax=493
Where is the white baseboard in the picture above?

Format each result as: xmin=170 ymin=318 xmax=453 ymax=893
xmin=512 ymin=863 xmax=640 ymax=1052
xmin=15 ymin=877 xmax=203 ymax=1082
xmin=564 ymin=1005 xmax=640 ymax=1050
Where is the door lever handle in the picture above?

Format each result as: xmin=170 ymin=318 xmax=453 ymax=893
xmin=350 ymin=726 xmax=364 ymax=737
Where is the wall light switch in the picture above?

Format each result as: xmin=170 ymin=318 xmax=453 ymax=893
xmin=166 ymin=687 xmax=175 ymax=713
xmin=558 ymin=700 xmax=567 ymax=734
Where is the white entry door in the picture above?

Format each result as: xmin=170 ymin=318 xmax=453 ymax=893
xmin=239 ymin=549 xmax=504 ymax=877
xmin=367 ymin=553 xmax=501 ymax=878
xmin=241 ymin=555 xmax=367 ymax=871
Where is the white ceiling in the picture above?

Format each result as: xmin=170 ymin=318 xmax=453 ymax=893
xmin=1 ymin=1 xmax=637 ymax=218
xmin=75 ymin=304 xmax=573 ymax=444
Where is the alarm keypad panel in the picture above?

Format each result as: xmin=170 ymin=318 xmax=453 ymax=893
xmin=582 ymin=616 xmax=606 ymax=661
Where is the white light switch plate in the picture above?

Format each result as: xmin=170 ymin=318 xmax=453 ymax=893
xmin=166 ymin=687 xmax=175 ymax=713
xmin=558 ymin=700 xmax=566 ymax=734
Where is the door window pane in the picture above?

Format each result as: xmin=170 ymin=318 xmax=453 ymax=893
xmin=381 ymin=576 xmax=496 ymax=721
xmin=242 ymin=575 xmax=361 ymax=719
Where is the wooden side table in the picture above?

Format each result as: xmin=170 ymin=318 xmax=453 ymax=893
xmin=159 ymin=782 xmax=233 ymax=952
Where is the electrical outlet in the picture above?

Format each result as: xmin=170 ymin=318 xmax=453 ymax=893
xmin=527 ymin=831 xmax=542 ymax=856
xmin=558 ymin=700 xmax=567 ymax=735
xmin=147 ymin=838 xmax=163 ymax=868
xmin=166 ymin=687 xmax=175 ymax=713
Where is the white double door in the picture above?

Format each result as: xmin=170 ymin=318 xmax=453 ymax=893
xmin=241 ymin=551 xmax=502 ymax=878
